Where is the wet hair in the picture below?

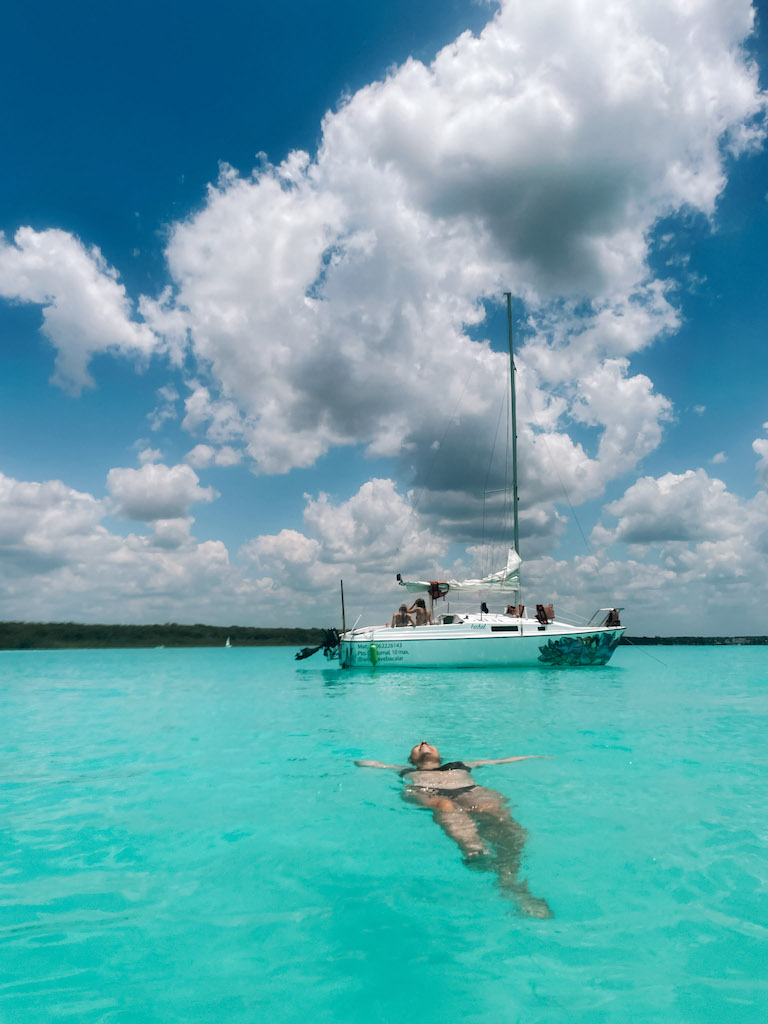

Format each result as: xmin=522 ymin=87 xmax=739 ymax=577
xmin=399 ymin=604 xmax=408 ymax=612
xmin=414 ymin=598 xmax=426 ymax=609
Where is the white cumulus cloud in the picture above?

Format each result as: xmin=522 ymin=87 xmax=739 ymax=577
xmin=596 ymin=469 xmax=743 ymax=545
xmin=754 ymin=425 xmax=768 ymax=487
xmin=185 ymin=444 xmax=243 ymax=469
xmin=0 ymin=469 xmax=246 ymax=624
xmin=0 ymin=471 xmax=106 ymax=577
xmin=0 ymin=227 xmax=159 ymax=393
xmin=585 ymin=464 xmax=768 ymax=628
xmin=106 ymin=462 xmax=218 ymax=521
xmin=140 ymin=0 xmax=763 ymax=527
xmin=240 ymin=478 xmax=448 ymax=611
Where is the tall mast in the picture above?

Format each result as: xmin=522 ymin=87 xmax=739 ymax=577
xmin=504 ymin=292 xmax=520 ymax=557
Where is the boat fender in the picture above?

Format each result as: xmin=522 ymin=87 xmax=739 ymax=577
xmin=368 ymin=644 xmax=378 ymax=665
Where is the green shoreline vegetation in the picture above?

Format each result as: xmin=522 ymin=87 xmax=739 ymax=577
xmin=0 ymin=622 xmax=766 ymax=650
xmin=621 ymin=636 xmax=768 ymax=646
xmin=0 ymin=622 xmax=327 ymax=650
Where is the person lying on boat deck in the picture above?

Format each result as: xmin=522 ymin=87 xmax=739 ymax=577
xmin=407 ymin=598 xmax=433 ymax=625
xmin=391 ymin=604 xmax=416 ymax=627
xmin=355 ymin=741 xmax=553 ymax=919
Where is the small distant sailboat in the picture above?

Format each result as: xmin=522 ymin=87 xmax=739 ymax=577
xmin=225 ymin=636 xmax=232 ymax=648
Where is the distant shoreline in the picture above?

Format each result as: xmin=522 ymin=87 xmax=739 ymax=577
xmin=0 ymin=622 xmax=327 ymax=650
xmin=620 ymin=636 xmax=768 ymax=646
xmin=1 ymin=622 xmax=766 ymax=650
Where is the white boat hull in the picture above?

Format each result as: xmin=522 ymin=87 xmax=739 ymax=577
xmin=340 ymin=619 xmax=624 ymax=669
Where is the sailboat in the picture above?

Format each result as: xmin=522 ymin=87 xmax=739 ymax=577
xmin=225 ymin=636 xmax=232 ymax=648
xmin=301 ymin=294 xmax=625 ymax=669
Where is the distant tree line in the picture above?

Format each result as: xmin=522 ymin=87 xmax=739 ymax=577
xmin=1 ymin=622 xmax=766 ymax=651
xmin=0 ymin=622 xmax=328 ymax=650
xmin=620 ymin=636 xmax=768 ymax=645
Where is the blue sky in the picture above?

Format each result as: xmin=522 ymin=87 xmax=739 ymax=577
xmin=1 ymin=0 xmax=767 ymax=633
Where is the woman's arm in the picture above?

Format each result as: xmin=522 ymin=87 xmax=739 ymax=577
xmin=462 ymin=755 xmax=552 ymax=768
xmin=354 ymin=760 xmax=407 ymax=770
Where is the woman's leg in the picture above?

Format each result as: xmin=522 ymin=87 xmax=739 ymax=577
xmin=402 ymin=788 xmax=487 ymax=858
xmin=455 ymin=788 xmax=554 ymax=918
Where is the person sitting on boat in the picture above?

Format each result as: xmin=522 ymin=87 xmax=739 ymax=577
xmin=391 ymin=604 xmax=416 ymax=627
xmin=355 ymin=741 xmax=553 ymax=918
xmin=407 ymin=598 xmax=433 ymax=626
xmin=505 ymin=604 xmax=518 ymax=616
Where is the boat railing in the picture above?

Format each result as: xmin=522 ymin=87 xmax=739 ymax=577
xmin=585 ymin=607 xmax=624 ymax=627
xmin=343 ymin=606 xmax=623 ymax=634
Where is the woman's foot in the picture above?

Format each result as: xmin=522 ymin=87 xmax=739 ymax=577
xmin=517 ymin=894 xmax=554 ymax=919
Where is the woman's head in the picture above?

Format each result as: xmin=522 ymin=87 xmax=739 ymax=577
xmin=408 ymin=740 xmax=441 ymax=766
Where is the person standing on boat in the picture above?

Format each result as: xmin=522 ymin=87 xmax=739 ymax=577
xmin=407 ymin=598 xmax=433 ymax=625
xmin=355 ymin=740 xmax=553 ymax=918
xmin=391 ymin=604 xmax=416 ymax=627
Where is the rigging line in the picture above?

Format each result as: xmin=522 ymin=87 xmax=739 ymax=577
xmin=619 ymin=637 xmax=668 ymax=667
xmin=392 ymin=348 xmax=483 ymax=560
xmin=482 ymin=398 xmax=519 ymax=579
xmin=492 ymin=378 xmax=511 ymax=576
xmin=484 ymin=380 xmax=515 ymax=577
xmin=480 ymin=306 xmax=516 ymax=578
xmin=517 ymin=378 xmax=593 ymax=556
xmin=489 ymin=489 xmax=513 ymax=577
xmin=480 ymin=391 xmax=508 ymax=579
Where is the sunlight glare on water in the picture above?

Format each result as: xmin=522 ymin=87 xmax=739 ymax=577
xmin=1 ymin=645 xmax=767 ymax=1023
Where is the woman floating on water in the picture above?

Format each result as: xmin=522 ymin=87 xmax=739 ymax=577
xmin=355 ymin=740 xmax=553 ymax=918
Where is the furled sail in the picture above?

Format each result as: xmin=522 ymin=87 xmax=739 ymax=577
xmin=397 ymin=548 xmax=521 ymax=597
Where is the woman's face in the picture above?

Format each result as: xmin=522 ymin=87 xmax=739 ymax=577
xmin=409 ymin=740 xmax=440 ymax=765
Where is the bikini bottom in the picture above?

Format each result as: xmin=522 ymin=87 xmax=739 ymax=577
xmin=408 ymin=785 xmax=478 ymax=798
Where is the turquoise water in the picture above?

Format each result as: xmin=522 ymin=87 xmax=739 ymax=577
xmin=1 ymin=646 xmax=766 ymax=1023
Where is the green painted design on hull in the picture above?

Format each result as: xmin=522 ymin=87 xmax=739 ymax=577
xmin=537 ymin=632 xmax=621 ymax=666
